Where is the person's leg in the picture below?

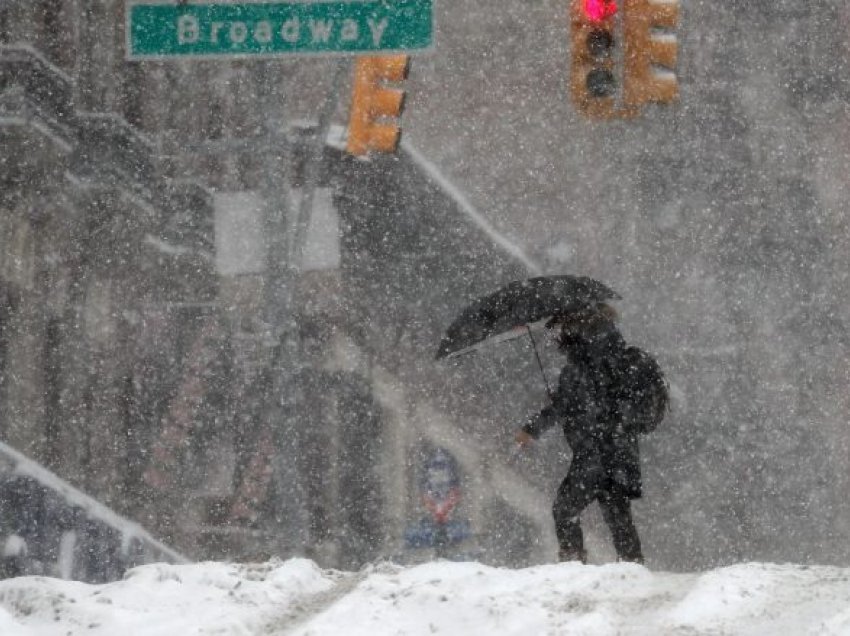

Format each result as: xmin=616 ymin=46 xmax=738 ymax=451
xmin=598 ymin=489 xmax=643 ymax=563
xmin=552 ymin=475 xmax=597 ymax=562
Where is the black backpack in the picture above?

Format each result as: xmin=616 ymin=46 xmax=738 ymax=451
xmin=619 ymin=347 xmax=669 ymax=434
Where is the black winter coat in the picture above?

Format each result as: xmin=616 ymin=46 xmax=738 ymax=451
xmin=522 ymin=327 xmax=667 ymax=499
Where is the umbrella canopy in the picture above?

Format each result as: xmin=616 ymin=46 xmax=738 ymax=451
xmin=435 ymin=275 xmax=620 ymax=360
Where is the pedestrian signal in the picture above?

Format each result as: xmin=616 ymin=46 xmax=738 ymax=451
xmin=347 ymin=55 xmax=409 ymax=156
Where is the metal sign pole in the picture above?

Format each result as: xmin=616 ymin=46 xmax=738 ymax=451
xmin=266 ymin=58 xmax=349 ymax=555
xmin=253 ymin=58 xmax=312 ymax=552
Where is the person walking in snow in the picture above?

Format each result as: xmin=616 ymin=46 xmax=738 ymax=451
xmin=515 ymin=303 xmax=668 ymax=564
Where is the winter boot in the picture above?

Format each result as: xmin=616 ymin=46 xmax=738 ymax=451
xmin=558 ymin=547 xmax=587 ymax=563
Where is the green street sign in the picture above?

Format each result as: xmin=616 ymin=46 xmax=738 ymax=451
xmin=126 ymin=0 xmax=433 ymax=59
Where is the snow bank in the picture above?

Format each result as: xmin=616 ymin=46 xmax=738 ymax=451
xmin=0 ymin=559 xmax=336 ymax=636
xmin=2 ymin=558 xmax=850 ymax=635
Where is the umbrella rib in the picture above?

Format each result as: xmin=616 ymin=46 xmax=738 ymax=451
xmin=526 ymin=325 xmax=553 ymax=402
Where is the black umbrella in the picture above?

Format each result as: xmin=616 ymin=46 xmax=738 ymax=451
xmin=435 ymin=275 xmax=620 ymax=396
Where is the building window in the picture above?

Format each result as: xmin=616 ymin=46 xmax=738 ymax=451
xmin=42 ymin=318 xmax=62 ymax=469
xmin=0 ymin=285 xmax=17 ymax=437
xmin=122 ymin=63 xmax=145 ymax=128
xmin=0 ymin=5 xmax=9 ymax=44
xmin=39 ymin=0 xmax=62 ymax=64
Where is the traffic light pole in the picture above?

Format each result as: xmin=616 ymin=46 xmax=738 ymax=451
xmin=262 ymin=59 xmax=349 ymax=555
xmin=248 ymin=59 xmax=309 ymax=551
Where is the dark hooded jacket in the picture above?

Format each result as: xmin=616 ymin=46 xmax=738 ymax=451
xmin=522 ymin=325 xmax=667 ymax=499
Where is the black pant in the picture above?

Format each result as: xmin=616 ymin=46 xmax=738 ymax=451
xmin=553 ymin=468 xmax=643 ymax=562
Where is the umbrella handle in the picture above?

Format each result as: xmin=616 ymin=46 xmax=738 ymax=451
xmin=526 ymin=326 xmax=554 ymax=402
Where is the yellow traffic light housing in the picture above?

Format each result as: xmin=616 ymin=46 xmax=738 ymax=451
xmin=347 ymin=55 xmax=410 ymax=156
xmin=624 ymin=0 xmax=679 ymax=107
xmin=570 ymin=0 xmax=678 ymax=118
xmin=570 ymin=0 xmax=619 ymax=118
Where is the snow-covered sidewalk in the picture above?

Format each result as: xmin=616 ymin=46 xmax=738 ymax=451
xmin=2 ymin=558 xmax=850 ymax=635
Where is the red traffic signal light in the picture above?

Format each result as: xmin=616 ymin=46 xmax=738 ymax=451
xmin=584 ymin=0 xmax=618 ymax=22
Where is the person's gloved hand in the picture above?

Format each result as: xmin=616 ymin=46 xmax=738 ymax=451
xmin=514 ymin=429 xmax=534 ymax=450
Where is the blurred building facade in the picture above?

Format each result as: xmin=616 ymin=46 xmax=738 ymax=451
xmin=0 ymin=2 xmax=558 ymax=571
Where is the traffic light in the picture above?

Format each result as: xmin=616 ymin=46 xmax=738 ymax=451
xmin=624 ymin=0 xmax=679 ymax=107
xmin=570 ymin=0 xmax=620 ymax=118
xmin=347 ymin=55 xmax=409 ymax=156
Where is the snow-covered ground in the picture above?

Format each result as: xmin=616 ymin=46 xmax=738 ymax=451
xmin=2 ymin=558 xmax=850 ymax=635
